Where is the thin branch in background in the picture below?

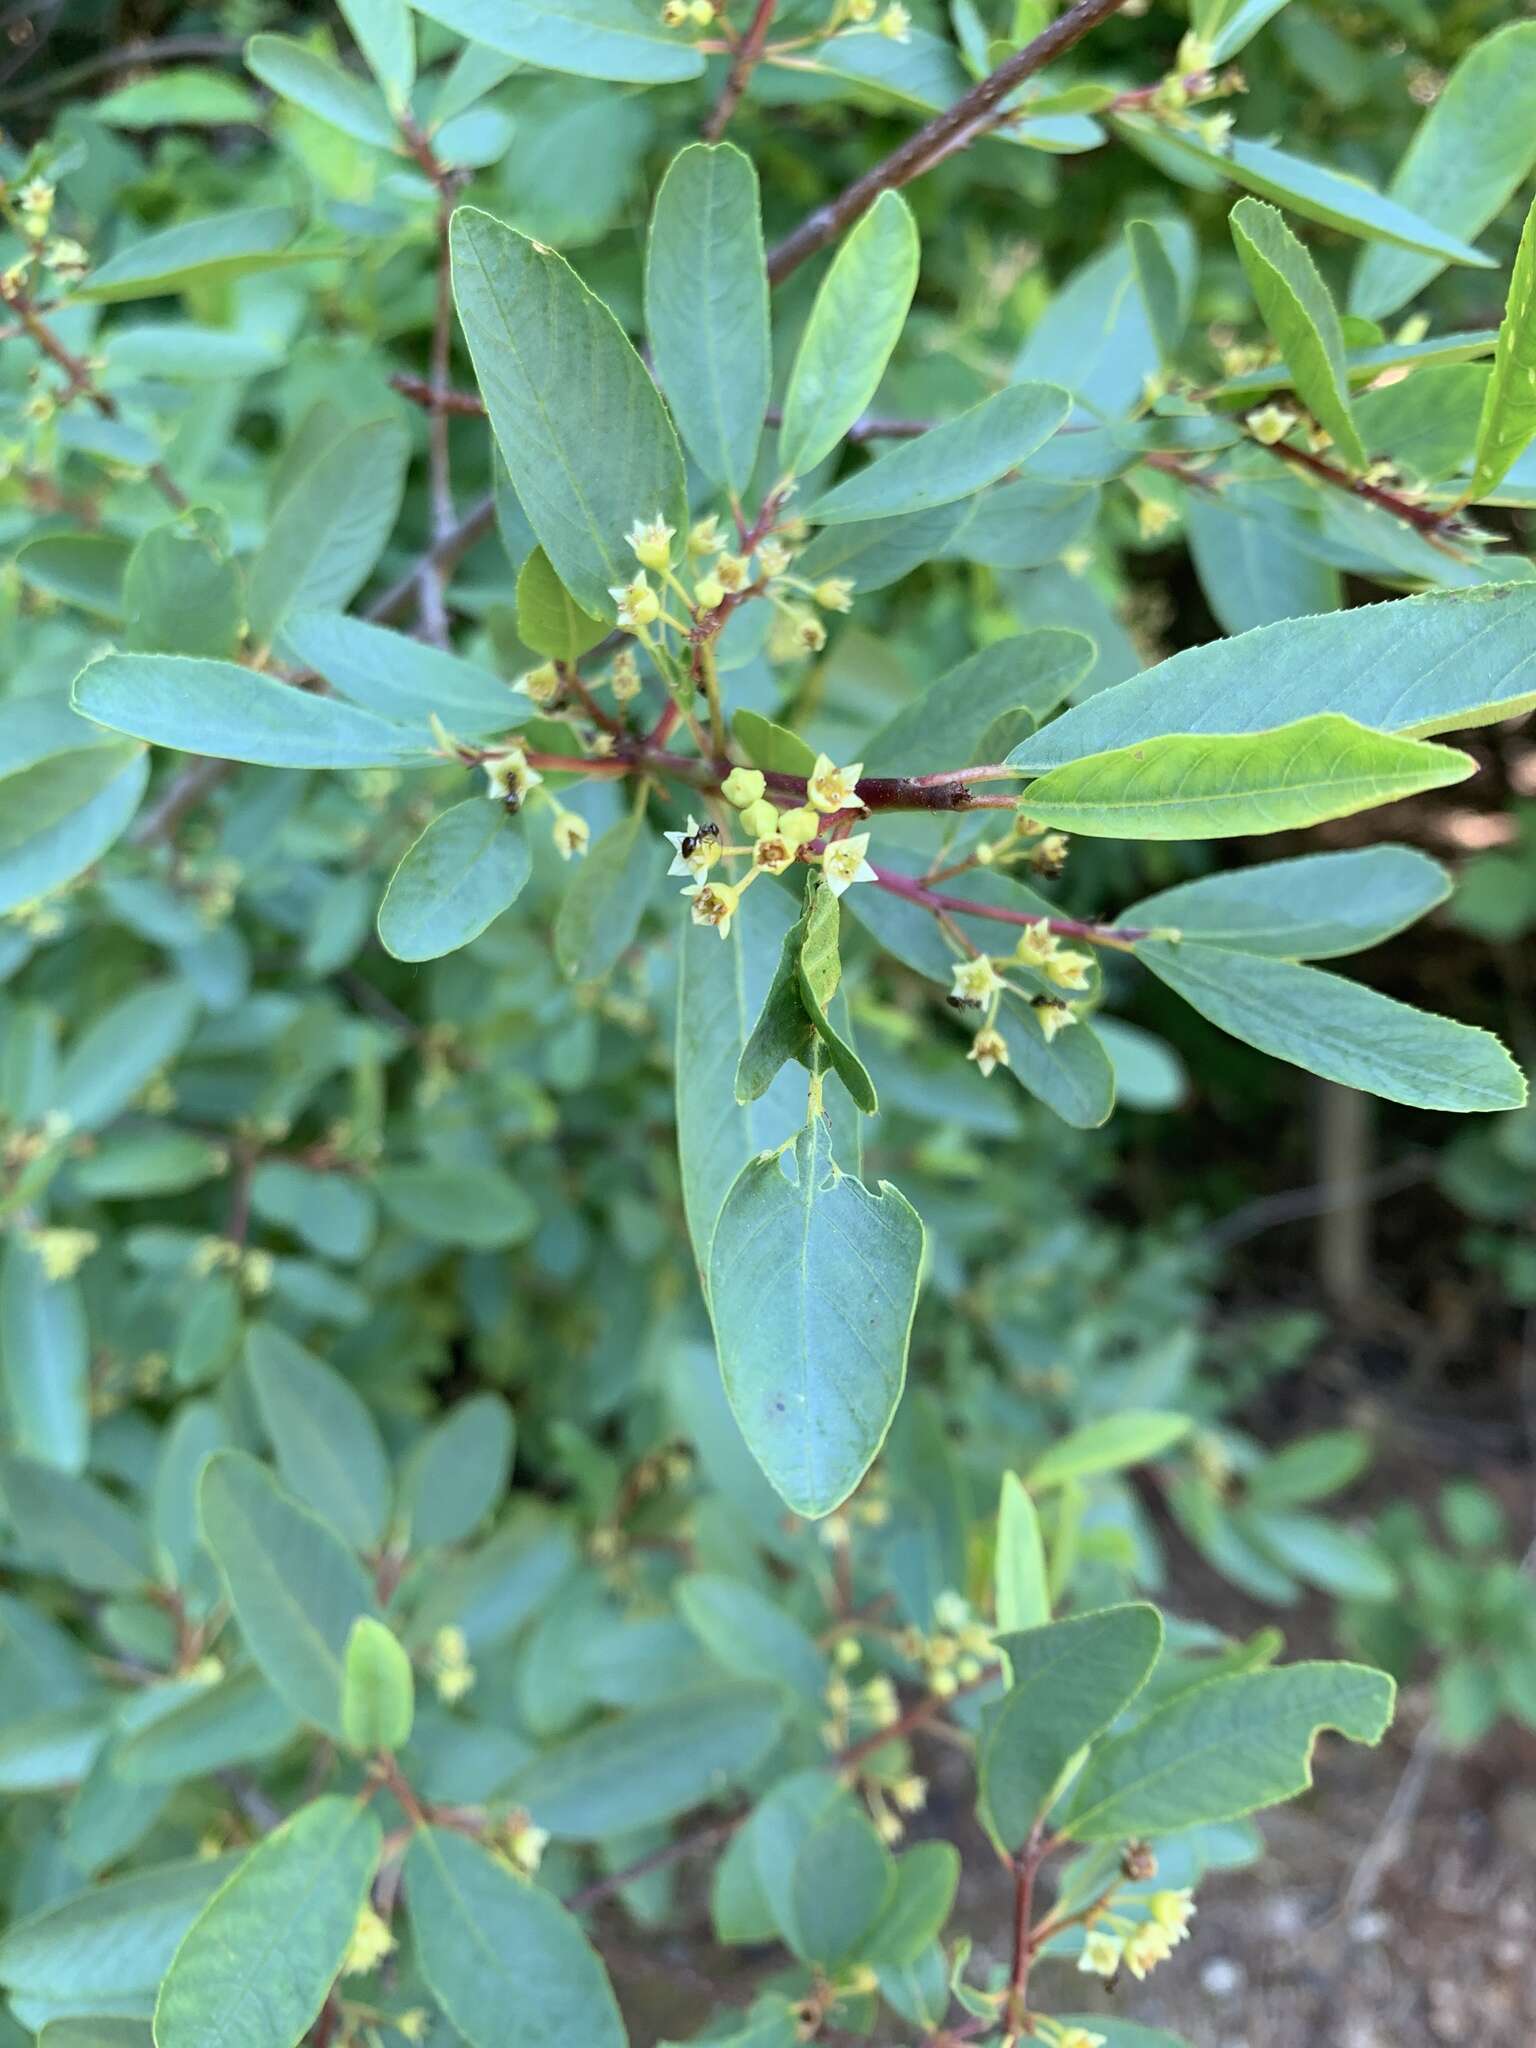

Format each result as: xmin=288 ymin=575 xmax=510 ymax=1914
xmin=765 ymin=0 xmax=1133 ymax=284
xmin=0 ymin=31 xmax=243 ymax=112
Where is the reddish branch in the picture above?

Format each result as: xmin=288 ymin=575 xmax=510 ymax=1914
xmin=704 ymin=0 xmax=779 ymax=141
xmin=1258 ymin=433 xmax=1469 ymax=546
xmin=764 ymin=0 xmax=1134 ymax=283
xmin=870 ymin=862 xmax=1151 ymax=946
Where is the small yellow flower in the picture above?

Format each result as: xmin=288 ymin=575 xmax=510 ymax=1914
xmin=967 ymin=1025 xmax=1009 ymax=1078
xmin=814 ymin=577 xmax=856 ymax=612
xmin=396 ymin=2011 xmax=430 ymax=2042
xmin=685 ymin=880 xmax=741 ymax=938
xmin=506 ymin=1818 xmax=550 ymax=1875
xmin=1014 ymin=917 xmax=1059 ymax=969
xmin=483 ymin=748 xmax=543 ymax=806
xmin=240 ymin=1249 xmax=274 ymax=1296
xmin=720 ymin=766 xmax=767 ymax=809
xmin=693 ymin=573 xmax=726 ymax=611
xmin=610 ymin=574 xmax=661 ymax=629
xmin=552 ymin=812 xmax=590 ymax=861
xmin=934 ymin=1590 xmax=969 ymax=1631
xmin=1045 ymin=947 xmax=1093 ymax=992
xmin=687 ymin=0 xmax=714 ymax=22
xmin=822 ymin=833 xmax=875 ymax=896
xmin=29 ymin=1227 xmax=98 ymax=1282
xmin=1147 ymin=1888 xmax=1196 ymax=1942
xmin=610 ymin=648 xmax=641 ymax=701
xmin=847 ymin=0 xmax=876 ymax=18
xmin=950 ymin=956 xmax=1003 ymax=1006
xmin=776 ymin=805 xmax=820 ymax=848
xmin=794 ymin=609 xmax=828 ymax=653
xmin=688 ymin=514 xmax=726 ymax=554
xmin=1199 ymin=110 xmax=1236 ymax=151
xmin=807 ymin=754 xmax=865 ymax=815
xmin=1078 ymin=1930 xmax=1123 ymax=1978
xmin=342 ymin=1905 xmax=396 ymax=1977
xmin=757 ymin=537 xmax=792 ymax=577
xmin=834 ymin=1636 xmax=862 ymax=1668
xmin=893 ymin=1774 xmax=927 ymax=1814
xmin=878 ymin=1 xmax=911 ymax=38
xmin=1031 ymin=830 xmax=1070 ymax=877
xmin=1123 ymin=1922 xmax=1175 ymax=1979
xmin=663 ymin=815 xmax=722 ymax=880
xmin=715 ymin=551 xmax=751 ymax=592
xmin=738 ymin=797 xmax=780 ymax=839
xmin=753 ymin=834 xmax=796 ymax=876
xmin=661 ymin=7 xmax=691 ymax=35
xmin=1033 ymin=997 xmax=1077 ymax=1042
xmin=1247 ymin=402 xmax=1296 ymax=447
xmin=43 ymin=238 xmax=87 ymax=277
xmin=514 ymin=661 xmax=563 ymax=708
xmin=1137 ymin=495 xmax=1178 ymax=541
xmin=1059 ymin=2030 xmax=1107 ymax=2048
xmin=430 ymin=1624 xmax=476 ymax=1704
xmin=874 ymin=1808 xmax=904 ymax=1844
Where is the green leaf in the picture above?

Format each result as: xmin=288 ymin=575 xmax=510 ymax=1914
xmin=412 ymin=0 xmax=703 ymax=83
xmin=0 ymin=749 xmax=144 ymax=916
xmin=74 ymin=206 xmax=309 ymax=304
xmin=1126 ymin=216 xmax=1188 ymax=361
xmin=646 ymin=143 xmax=770 ymax=496
xmin=863 ymin=1842 xmax=960 ymax=1970
xmin=516 ymin=548 xmax=609 ymax=662
xmin=1241 ymin=1510 xmax=1397 ymax=1601
xmin=1116 ymin=118 xmax=1498 ymax=266
xmin=451 ymin=206 xmax=687 ymax=621
xmin=1230 ymin=197 xmax=1366 ymax=470
xmin=1246 ymin=1429 xmax=1371 ymax=1508
xmin=114 ymin=1668 xmax=299 ymax=1785
xmin=554 ymin=804 xmax=665 ymax=980
xmin=155 ymin=1796 xmax=381 ymax=2048
xmin=378 ymin=800 xmax=532 ymax=961
xmin=733 ymin=710 xmax=818 ymax=776
xmin=244 ymin=35 xmax=399 ymax=148
xmin=508 ymin=1683 xmax=785 ymax=1835
xmin=198 ymin=1451 xmax=377 ymax=1740
xmin=54 ymin=982 xmax=198 ymax=1133
xmin=1 ymin=1236 xmax=89 ymax=1475
xmin=1350 ymin=23 xmax=1536 ymax=320
xmin=0 ymin=1855 xmax=242 ymax=2010
xmin=778 ymin=192 xmax=920 ymax=480
xmin=1185 ymin=484 xmax=1341 ymax=635
xmin=1136 ymin=941 xmax=1525 ymax=1112
xmin=1010 ymin=586 xmax=1536 ymax=770
xmin=995 ymin=1473 xmax=1049 ymax=1633
xmin=1466 ymin=196 xmax=1536 ymax=506
xmin=399 ymin=1393 xmax=516 ymax=1549
xmin=1196 ymin=0 xmax=1292 ymax=63
xmin=807 ymin=383 xmax=1070 ymax=524
xmin=375 ymin=1162 xmax=537 ymax=1249
xmin=1121 ymin=847 xmax=1450 ymax=959
xmin=786 ymin=1804 xmax=894 ymax=1966
xmin=74 ymin=654 xmax=423 ymax=768
xmin=122 ymin=509 xmax=243 ymax=661
xmin=281 ymin=612 xmax=523 ymax=738
xmin=1022 ymin=715 xmax=1471 ymax=840
xmin=340 ymin=1617 xmax=414 ymax=1753
xmin=244 ymin=1323 xmax=390 ymax=1550
xmin=708 ymin=1118 xmax=923 ymax=1517
xmin=1062 ymin=1661 xmax=1395 ymax=1840
xmin=14 ymin=533 xmax=129 ymax=618
xmin=678 ymin=878 xmax=826 ymax=1272
xmin=406 ymin=1827 xmax=625 ymax=2048
xmin=1027 ymin=1412 xmax=1191 ymax=1488
xmin=979 ymin=1605 xmax=1163 ymax=1852
xmin=0 ymin=1456 xmax=151 ymax=1592
xmin=737 ymin=878 xmax=876 ymax=1114
xmin=861 ymin=629 xmax=1094 ymax=778
xmin=248 ymin=1163 xmax=376 ymax=1264
xmin=95 ymin=70 xmax=263 ymax=127
xmin=676 ymin=1573 xmax=827 ymax=1700
xmin=340 ymin=0 xmax=414 ymax=101
xmin=246 ymin=419 xmax=410 ymax=647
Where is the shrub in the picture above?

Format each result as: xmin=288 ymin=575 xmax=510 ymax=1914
xmin=1 ymin=3 xmax=1534 ymax=2046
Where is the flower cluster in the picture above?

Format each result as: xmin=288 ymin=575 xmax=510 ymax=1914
xmin=1077 ymin=1887 xmax=1197 ymax=1982
xmin=666 ymin=753 xmax=876 ymax=942
xmin=945 ymin=919 xmax=1092 ymax=1075
xmin=427 ymin=1624 xmax=476 ymax=1704
xmin=895 ymin=1588 xmax=996 ymax=1700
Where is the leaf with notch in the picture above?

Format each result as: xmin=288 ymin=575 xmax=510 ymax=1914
xmin=708 ymin=1117 xmax=923 ymax=1517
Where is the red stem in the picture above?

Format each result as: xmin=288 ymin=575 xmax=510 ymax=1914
xmin=703 ymin=0 xmax=778 ymax=141
xmin=870 ymin=862 xmax=1151 ymax=945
